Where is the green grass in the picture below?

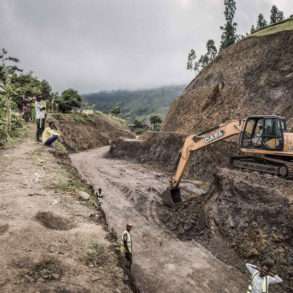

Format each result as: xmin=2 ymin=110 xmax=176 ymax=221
xmin=252 ymin=18 xmax=293 ymax=37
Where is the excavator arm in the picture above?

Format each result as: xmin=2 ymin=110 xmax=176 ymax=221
xmin=163 ymin=119 xmax=243 ymax=205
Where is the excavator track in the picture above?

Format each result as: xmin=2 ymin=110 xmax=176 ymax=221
xmin=231 ymin=156 xmax=293 ymax=178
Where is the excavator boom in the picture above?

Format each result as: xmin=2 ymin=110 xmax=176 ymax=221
xmin=162 ymin=119 xmax=243 ymax=206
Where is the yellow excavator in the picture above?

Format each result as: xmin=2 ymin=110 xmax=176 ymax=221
xmin=163 ymin=115 xmax=293 ymax=205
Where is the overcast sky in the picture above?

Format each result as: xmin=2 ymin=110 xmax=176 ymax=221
xmin=0 ymin=0 xmax=292 ymax=93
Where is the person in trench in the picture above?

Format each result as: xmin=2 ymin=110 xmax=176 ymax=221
xmin=246 ymin=259 xmax=282 ymax=293
xmin=121 ymin=224 xmax=133 ymax=278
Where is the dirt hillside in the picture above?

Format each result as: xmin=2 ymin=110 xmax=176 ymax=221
xmin=163 ymin=29 xmax=293 ymax=133
xmin=51 ymin=113 xmax=134 ymax=152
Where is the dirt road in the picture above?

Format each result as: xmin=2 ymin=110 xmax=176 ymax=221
xmin=71 ymin=147 xmax=248 ymax=293
xmin=0 ymin=132 xmax=130 ymax=293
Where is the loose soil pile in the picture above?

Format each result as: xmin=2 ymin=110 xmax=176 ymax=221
xmin=156 ymin=168 xmax=293 ymax=293
xmin=51 ymin=113 xmax=134 ymax=152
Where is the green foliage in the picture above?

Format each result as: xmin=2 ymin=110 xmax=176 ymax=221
xmin=111 ymin=105 xmax=121 ymax=115
xmin=256 ymin=14 xmax=267 ymax=30
xmin=220 ymin=0 xmax=238 ymax=50
xmin=270 ymin=5 xmax=284 ymax=24
xmin=187 ymin=40 xmax=217 ymax=75
xmin=133 ymin=119 xmax=144 ymax=129
xmin=187 ymin=49 xmax=196 ymax=70
xmin=56 ymin=88 xmax=82 ymax=113
xmin=206 ymin=40 xmax=218 ymax=61
xmin=40 ymin=80 xmax=52 ymax=100
xmin=150 ymin=115 xmax=162 ymax=131
xmin=251 ymin=18 xmax=293 ymax=37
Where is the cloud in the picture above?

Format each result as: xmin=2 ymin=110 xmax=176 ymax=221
xmin=0 ymin=0 xmax=292 ymax=93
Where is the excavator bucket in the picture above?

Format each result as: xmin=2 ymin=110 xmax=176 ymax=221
xmin=161 ymin=187 xmax=182 ymax=207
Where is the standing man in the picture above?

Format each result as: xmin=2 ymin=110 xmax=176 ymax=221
xmin=121 ymin=224 xmax=133 ymax=273
xmin=246 ymin=259 xmax=283 ymax=293
xmin=35 ymin=96 xmax=46 ymax=142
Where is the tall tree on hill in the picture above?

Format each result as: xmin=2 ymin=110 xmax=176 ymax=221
xmin=206 ymin=40 xmax=218 ymax=62
xmin=220 ymin=0 xmax=238 ymax=50
xmin=186 ymin=49 xmax=200 ymax=73
xmin=187 ymin=49 xmax=196 ymax=70
xmin=277 ymin=10 xmax=284 ymax=22
xmin=250 ymin=25 xmax=256 ymax=34
xmin=270 ymin=5 xmax=284 ymax=24
xmin=256 ymin=14 xmax=267 ymax=30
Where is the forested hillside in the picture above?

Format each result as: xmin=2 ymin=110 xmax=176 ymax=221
xmin=84 ymin=85 xmax=184 ymax=121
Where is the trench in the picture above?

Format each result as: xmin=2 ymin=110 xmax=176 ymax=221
xmin=70 ymin=146 xmax=247 ymax=293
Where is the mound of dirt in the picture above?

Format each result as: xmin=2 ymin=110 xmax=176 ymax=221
xmin=51 ymin=113 xmax=134 ymax=152
xmin=163 ymin=30 xmax=293 ymax=133
xmin=156 ymin=168 xmax=293 ymax=293
xmin=35 ymin=211 xmax=75 ymax=231
xmin=109 ymin=132 xmax=238 ymax=181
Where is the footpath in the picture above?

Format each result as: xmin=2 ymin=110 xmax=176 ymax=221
xmin=0 ymin=128 xmax=131 ymax=293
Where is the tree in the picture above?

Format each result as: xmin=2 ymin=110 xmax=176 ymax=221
xmin=56 ymin=88 xmax=82 ymax=113
xmin=256 ymin=14 xmax=267 ymax=30
xmin=250 ymin=25 xmax=256 ymax=34
xmin=270 ymin=5 xmax=284 ymax=24
xmin=220 ymin=0 xmax=238 ymax=50
xmin=199 ymin=54 xmax=210 ymax=68
xmin=206 ymin=40 xmax=218 ymax=62
xmin=277 ymin=10 xmax=284 ymax=22
xmin=0 ymin=48 xmax=23 ymax=138
xmin=149 ymin=115 xmax=162 ymax=130
xmin=187 ymin=49 xmax=196 ymax=70
xmin=40 ymin=80 xmax=52 ymax=100
xmin=111 ymin=105 xmax=121 ymax=115
xmin=133 ymin=119 xmax=144 ymax=129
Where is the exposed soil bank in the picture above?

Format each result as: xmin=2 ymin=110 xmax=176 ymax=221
xmin=71 ymin=147 xmax=247 ymax=293
xmin=51 ymin=113 xmax=134 ymax=152
xmin=158 ymin=168 xmax=293 ymax=293
xmin=109 ymin=132 xmax=238 ymax=181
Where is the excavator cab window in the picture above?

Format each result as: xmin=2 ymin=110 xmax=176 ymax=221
xmin=241 ymin=117 xmax=284 ymax=150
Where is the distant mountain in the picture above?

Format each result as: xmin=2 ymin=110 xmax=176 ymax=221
xmin=84 ymin=85 xmax=185 ymax=122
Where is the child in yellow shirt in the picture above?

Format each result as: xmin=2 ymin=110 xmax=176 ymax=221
xmin=42 ymin=121 xmax=60 ymax=146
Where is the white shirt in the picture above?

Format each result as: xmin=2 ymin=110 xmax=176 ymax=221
xmin=121 ymin=230 xmax=132 ymax=254
xmin=35 ymin=101 xmax=46 ymax=120
xmin=246 ymin=263 xmax=282 ymax=293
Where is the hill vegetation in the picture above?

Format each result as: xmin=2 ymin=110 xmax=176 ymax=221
xmin=84 ymin=85 xmax=184 ymax=122
xmin=252 ymin=18 xmax=293 ymax=37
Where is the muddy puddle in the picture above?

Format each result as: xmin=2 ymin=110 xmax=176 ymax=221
xmin=71 ymin=147 xmax=247 ymax=293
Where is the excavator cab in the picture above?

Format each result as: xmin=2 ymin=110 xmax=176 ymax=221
xmin=240 ymin=115 xmax=287 ymax=151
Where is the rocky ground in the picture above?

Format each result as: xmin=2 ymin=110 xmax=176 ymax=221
xmin=0 ymin=127 xmax=133 ymax=293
